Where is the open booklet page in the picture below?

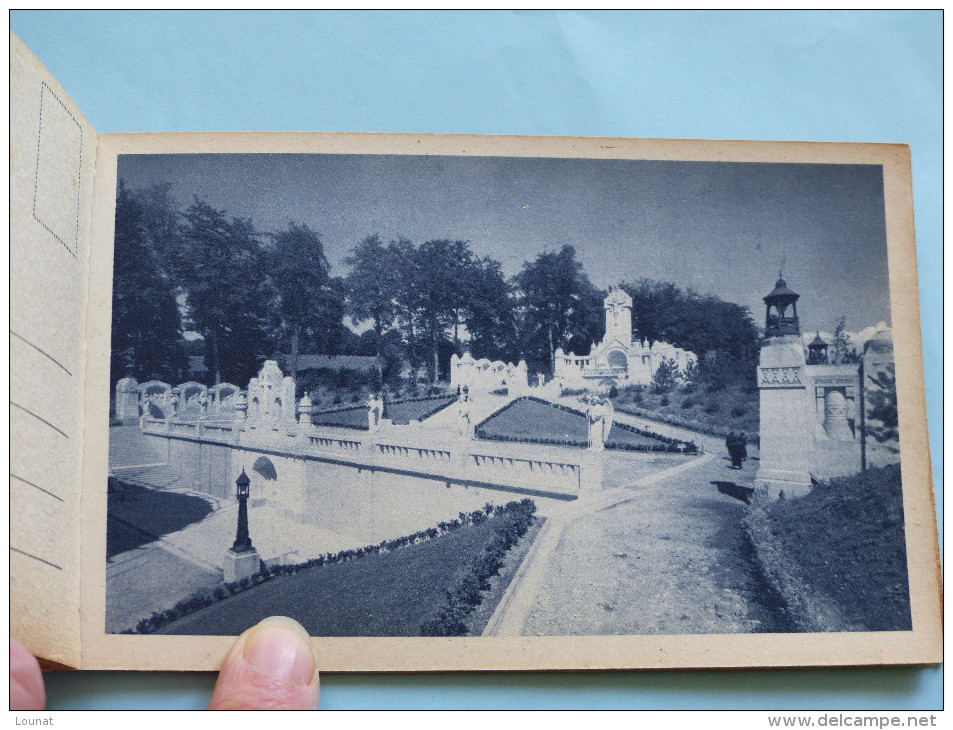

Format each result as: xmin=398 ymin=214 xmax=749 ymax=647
xmin=76 ymin=131 xmax=940 ymax=672
xmin=10 ymin=33 xmax=98 ymax=668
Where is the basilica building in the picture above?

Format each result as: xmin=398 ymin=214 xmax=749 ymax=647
xmin=553 ymin=288 xmax=697 ymax=390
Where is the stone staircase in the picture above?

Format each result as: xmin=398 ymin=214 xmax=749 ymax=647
xmin=112 ymin=463 xmax=193 ymax=491
xmin=109 ymin=424 xmax=165 ymax=469
xmin=109 ymin=425 xmax=206 ymax=497
xmin=421 ymin=392 xmax=513 ymax=432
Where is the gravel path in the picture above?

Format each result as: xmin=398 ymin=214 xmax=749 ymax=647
xmin=486 ymin=451 xmax=785 ymax=636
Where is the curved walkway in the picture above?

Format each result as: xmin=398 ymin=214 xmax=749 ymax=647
xmin=484 ymin=423 xmax=775 ymax=636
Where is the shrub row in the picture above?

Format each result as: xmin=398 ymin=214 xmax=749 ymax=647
xmin=312 ymin=402 xmax=368 ymax=416
xmin=474 ymin=429 xmax=692 ymax=453
xmin=131 ymin=502 xmax=519 ymax=635
xmin=131 ymin=571 xmax=273 ymax=634
xmin=310 ymin=418 xmax=369 ymax=431
xmin=420 ymin=499 xmax=537 ymax=636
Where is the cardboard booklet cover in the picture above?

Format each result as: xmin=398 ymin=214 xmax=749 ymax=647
xmin=9 ymin=33 xmax=941 ymax=673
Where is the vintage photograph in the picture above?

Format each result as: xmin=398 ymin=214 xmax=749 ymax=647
xmin=105 ymin=151 xmax=909 ymax=639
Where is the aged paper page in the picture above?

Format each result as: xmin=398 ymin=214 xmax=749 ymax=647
xmin=80 ymin=132 xmax=940 ymax=671
xmin=10 ymin=33 xmax=97 ymax=667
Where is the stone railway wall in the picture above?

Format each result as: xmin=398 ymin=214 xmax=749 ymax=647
xmin=141 ymin=415 xmax=599 ymax=545
xmin=142 ymin=414 xmax=596 ymax=506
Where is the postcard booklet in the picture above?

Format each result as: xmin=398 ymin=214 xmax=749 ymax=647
xmin=10 ymin=34 xmax=942 ymax=672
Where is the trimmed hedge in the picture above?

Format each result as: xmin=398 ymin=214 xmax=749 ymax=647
xmin=131 ymin=500 xmax=530 ymax=635
xmin=420 ymin=499 xmax=537 ymax=636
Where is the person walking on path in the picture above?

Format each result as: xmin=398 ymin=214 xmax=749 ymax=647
xmin=726 ymin=431 xmax=747 ymax=469
xmin=736 ymin=431 xmax=748 ymax=468
xmin=726 ymin=432 xmax=740 ymax=469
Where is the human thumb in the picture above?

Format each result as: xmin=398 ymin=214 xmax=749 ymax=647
xmin=10 ymin=638 xmax=45 ymax=711
xmin=208 ymin=616 xmax=319 ymax=710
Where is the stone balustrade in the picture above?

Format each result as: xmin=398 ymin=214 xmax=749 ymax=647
xmin=470 ymin=452 xmax=582 ymax=491
xmin=377 ymin=443 xmax=453 ymax=462
xmin=141 ymin=411 xmax=592 ymax=498
xmin=307 ymin=435 xmax=362 ymax=454
xmin=132 ymin=360 xmax=596 ymax=500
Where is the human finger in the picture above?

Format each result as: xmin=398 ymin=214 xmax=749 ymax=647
xmin=10 ymin=638 xmax=45 ymax=711
xmin=207 ymin=616 xmax=319 ymax=710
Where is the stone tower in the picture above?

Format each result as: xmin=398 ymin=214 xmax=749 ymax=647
xmin=604 ymin=287 xmax=632 ymax=344
xmin=755 ymin=275 xmax=813 ymax=500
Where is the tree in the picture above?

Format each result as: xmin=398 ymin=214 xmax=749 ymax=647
xmin=138 ymin=182 xmax=182 ymax=267
xmin=866 ymin=364 xmax=898 ymax=443
xmin=413 ymin=239 xmax=476 ymax=382
xmin=620 ymin=278 xmax=760 ymax=388
xmin=177 ymin=199 xmax=273 ymax=385
xmin=267 ymin=222 xmax=337 ymax=379
xmin=388 ymin=236 xmax=425 ymax=372
xmin=462 ymin=257 xmax=515 ymax=361
xmin=831 ymin=316 xmax=859 ymax=365
xmin=651 ymin=357 xmax=679 ymax=393
xmin=344 ymin=234 xmax=407 ymax=382
xmin=109 ymin=181 xmax=185 ymax=385
xmin=513 ymin=245 xmax=603 ymax=374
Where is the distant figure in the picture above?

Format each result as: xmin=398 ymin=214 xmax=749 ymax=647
xmin=727 ymin=431 xmax=747 ymax=469
xmin=726 ymin=432 xmax=738 ymax=468
xmin=367 ymin=392 xmax=384 ymax=432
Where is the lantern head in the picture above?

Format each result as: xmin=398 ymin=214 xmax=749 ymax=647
xmin=236 ymin=469 xmax=251 ymax=498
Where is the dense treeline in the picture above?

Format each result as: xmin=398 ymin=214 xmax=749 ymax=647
xmin=111 ymin=181 xmax=760 ymax=391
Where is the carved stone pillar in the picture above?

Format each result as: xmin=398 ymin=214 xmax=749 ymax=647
xmin=755 ymin=335 xmax=812 ymax=500
xmin=298 ymin=394 xmax=312 ymax=426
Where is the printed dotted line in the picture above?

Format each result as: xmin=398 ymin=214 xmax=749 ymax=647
xmin=32 ymin=81 xmax=82 ymax=259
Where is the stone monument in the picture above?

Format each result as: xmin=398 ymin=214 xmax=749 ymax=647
xmin=755 ymin=275 xmax=813 ymax=500
xmin=457 ymin=388 xmax=473 ymax=440
xmin=367 ymin=393 xmax=384 ymax=432
xmin=553 ymin=287 xmax=697 ymax=390
xmin=586 ymin=396 xmax=610 ymax=452
xmin=246 ymin=360 xmax=297 ymax=429
xmin=115 ymin=377 xmax=139 ymax=420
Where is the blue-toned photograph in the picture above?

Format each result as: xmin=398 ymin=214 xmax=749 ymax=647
xmin=105 ymin=151 xmax=909 ymax=639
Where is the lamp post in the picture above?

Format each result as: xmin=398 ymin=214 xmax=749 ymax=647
xmin=231 ymin=469 xmax=254 ymax=553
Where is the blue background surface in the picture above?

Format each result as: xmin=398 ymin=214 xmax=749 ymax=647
xmin=9 ymin=10 xmax=942 ymax=711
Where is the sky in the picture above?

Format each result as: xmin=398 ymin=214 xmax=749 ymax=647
xmin=117 ymin=153 xmax=891 ymax=336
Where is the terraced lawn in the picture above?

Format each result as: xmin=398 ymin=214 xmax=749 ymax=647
xmin=477 ymin=398 xmax=672 ymax=450
xmin=312 ymin=396 xmax=455 ymax=429
xmin=157 ymin=516 xmax=519 ymax=637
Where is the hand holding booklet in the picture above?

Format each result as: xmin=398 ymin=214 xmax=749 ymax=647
xmin=10 ymin=33 xmax=941 ymax=672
